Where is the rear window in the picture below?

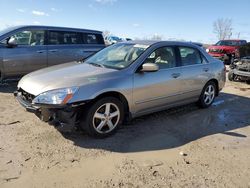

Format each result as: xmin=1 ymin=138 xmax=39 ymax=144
xmin=82 ymin=33 xmax=104 ymax=44
xmin=48 ymin=31 xmax=82 ymax=45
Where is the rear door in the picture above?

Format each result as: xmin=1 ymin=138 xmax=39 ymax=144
xmin=2 ymin=29 xmax=47 ymax=76
xmin=47 ymin=30 xmax=84 ymax=66
xmin=178 ymin=46 xmax=211 ymax=100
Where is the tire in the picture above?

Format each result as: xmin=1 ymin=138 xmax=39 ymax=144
xmin=198 ymin=81 xmax=216 ymax=108
xmin=80 ymin=97 xmax=124 ymax=138
xmin=228 ymin=71 xmax=235 ymax=81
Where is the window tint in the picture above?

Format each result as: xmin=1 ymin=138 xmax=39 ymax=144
xmin=9 ymin=30 xmax=44 ymax=46
xmin=48 ymin=31 xmax=81 ymax=45
xmin=179 ymin=47 xmax=202 ymax=66
xmin=83 ymin=33 xmax=104 ymax=44
xmin=145 ymin=47 xmax=176 ymax=69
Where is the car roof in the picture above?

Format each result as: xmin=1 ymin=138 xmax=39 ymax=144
xmin=220 ymin=39 xmax=246 ymax=41
xmin=122 ymin=40 xmax=200 ymax=48
xmin=9 ymin=25 xmax=103 ymax=34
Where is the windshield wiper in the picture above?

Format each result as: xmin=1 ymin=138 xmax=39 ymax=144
xmin=89 ymin=62 xmax=105 ymax=68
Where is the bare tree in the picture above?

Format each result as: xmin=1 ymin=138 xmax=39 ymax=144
xmin=213 ymin=18 xmax=233 ymax=40
xmin=102 ymin=30 xmax=111 ymax=38
xmin=151 ymin=34 xmax=163 ymax=40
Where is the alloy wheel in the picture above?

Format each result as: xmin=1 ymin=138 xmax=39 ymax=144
xmin=203 ymin=85 xmax=215 ymax=105
xmin=92 ymin=103 xmax=120 ymax=134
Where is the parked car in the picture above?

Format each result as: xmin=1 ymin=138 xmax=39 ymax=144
xmin=104 ymin=36 xmax=122 ymax=45
xmin=228 ymin=42 xmax=250 ymax=84
xmin=15 ymin=41 xmax=226 ymax=137
xmin=206 ymin=39 xmax=247 ymax=65
xmin=0 ymin=25 xmax=105 ymax=81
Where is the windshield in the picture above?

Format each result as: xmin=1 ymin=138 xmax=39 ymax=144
xmin=85 ymin=43 xmax=149 ymax=70
xmin=215 ymin=40 xmax=244 ymax=46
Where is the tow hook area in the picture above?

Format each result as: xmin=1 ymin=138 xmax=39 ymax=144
xmin=39 ymin=108 xmax=78 ymax=132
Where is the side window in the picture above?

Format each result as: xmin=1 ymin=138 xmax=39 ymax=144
xmin=48 ymin=31 xmax=81 ymax=45
xmin=145 ymin=47 xmax=177 ymax=69
xmin=9 ymin=30 xmax=44 ymax=46
xmin=179 ymin=47 xmax=202 ymax=66
xmin=83 ymin=33 xmax=104 ymax=44
xmin=63 ymin=32 xmax=81 ymax=44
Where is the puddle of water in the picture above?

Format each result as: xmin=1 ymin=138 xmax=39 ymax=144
xmin=212 ymin=100 xmax=225 ymax=106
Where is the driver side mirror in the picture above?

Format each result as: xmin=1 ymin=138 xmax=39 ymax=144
xmin=7 ymin=37 xmax=17 ymax=48
xmin=141 ymin=63 xmax=159 ymax=72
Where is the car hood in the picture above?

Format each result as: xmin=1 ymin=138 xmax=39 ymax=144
xmin=18 ymin=62 xmax=118 ymax=96
xmin=208 ymin=45 xmax=237 ymax=51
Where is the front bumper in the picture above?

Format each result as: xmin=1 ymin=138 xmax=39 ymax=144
xmin=209 ymin=53 xmax=229 ymax=61
xmin=233 ymin=69 xmax=250 ymax=78
xmin=14 ymin=91 xmax=81 ymax=131
xmin=14 ymin=91 xmax=40 ymax=113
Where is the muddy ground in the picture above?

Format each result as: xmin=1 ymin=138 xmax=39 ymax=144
xmin=0 ymin=78 xmax=250 ymax=188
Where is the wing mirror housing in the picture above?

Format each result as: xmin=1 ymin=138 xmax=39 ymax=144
xmin=7 ymin=37 xmax=17 ymax=48
xmin=141 ymin=63 xmax=159 ymax=72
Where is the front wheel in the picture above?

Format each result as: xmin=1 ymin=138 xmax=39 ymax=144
xmin=198 ymin=82 xmax=216 ymax=108
xmin=80 ymin=97 xmax=124 ymax=138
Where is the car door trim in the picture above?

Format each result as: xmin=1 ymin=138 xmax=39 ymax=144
xmin=135 ymin=92 xmax=183 ymax=105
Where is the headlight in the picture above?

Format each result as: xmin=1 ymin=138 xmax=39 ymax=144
xmin=32 ymin=87 xmax=79 ymax=105
xmin=206 ymin=49 xmax=209 ymax=52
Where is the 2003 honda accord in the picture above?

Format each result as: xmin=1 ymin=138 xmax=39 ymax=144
xmin=15 ymin=41 xmax=226 ymax=137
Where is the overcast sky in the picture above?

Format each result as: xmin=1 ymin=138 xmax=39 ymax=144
xmin=0 ymin=0 xmax=250 ymax=43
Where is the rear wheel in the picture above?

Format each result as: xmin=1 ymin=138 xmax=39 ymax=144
xmin=80 ymin=97 xmax=124 ymax=138
xmin=198 ymin=81 xmax=216 ymax=108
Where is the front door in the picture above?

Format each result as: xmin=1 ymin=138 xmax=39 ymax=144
xmin=2 ymin=30 xmax=47 ymax=76
xmin=133 ymin=46 xmax=182 ymax=114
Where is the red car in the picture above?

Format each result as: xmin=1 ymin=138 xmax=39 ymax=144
xmin=207 ymin=40 xmax=247 ymax=64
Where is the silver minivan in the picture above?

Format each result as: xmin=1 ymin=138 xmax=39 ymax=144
xmin=0 ymin=25 xmax=105 ymax=81
xmin=15 ymin=41 xmax=226 ymax=138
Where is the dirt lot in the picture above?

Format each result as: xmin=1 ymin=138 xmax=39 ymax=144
xmin=0 ymin=78 xmax=250 ymax=188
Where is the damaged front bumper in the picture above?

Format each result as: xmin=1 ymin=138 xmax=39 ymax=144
xmin=14 ymin=91 xmax=84 ymax=132
xmin=232 ymin=69 xmax=250 ymax=78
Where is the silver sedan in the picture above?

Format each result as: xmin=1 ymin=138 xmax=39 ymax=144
xmin=15 ymin=41 xmax=226 ymax=137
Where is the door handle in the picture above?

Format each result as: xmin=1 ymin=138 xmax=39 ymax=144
xmin=171 ymin=73 xmax=181 ymax=78
xmin=36 ymin=50 xmax=46 ymax=53
xmin=203 ymin=68 xmax=209 ymax=72
xmin=49 ymin=49 xmax=58 ymax=53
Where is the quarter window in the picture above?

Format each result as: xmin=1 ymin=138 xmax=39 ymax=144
xmin=179 ymin=47 xmax=202 ymax=66
xmin=83 ymin=33 xmax=104 ymax=44
xmin=145 ymin=47 xmax=177 ymax=69
xmin=9 ymin=30 xmax=45 ymax=46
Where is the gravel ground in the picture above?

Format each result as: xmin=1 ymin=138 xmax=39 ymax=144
xmin=0 ymin=79 xmax=250 ymax=188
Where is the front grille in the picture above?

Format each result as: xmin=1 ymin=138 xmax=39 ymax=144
xmin=237 ymin=59 xmax=250 ymax=72
xmin=210 ymin=49 xmax=223 ymax=53
xmin=18 ymin=88 xmax=35 ymax=104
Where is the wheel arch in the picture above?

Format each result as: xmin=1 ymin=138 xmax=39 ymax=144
xmin=92 ymin=91 xmax=130 ymax=119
